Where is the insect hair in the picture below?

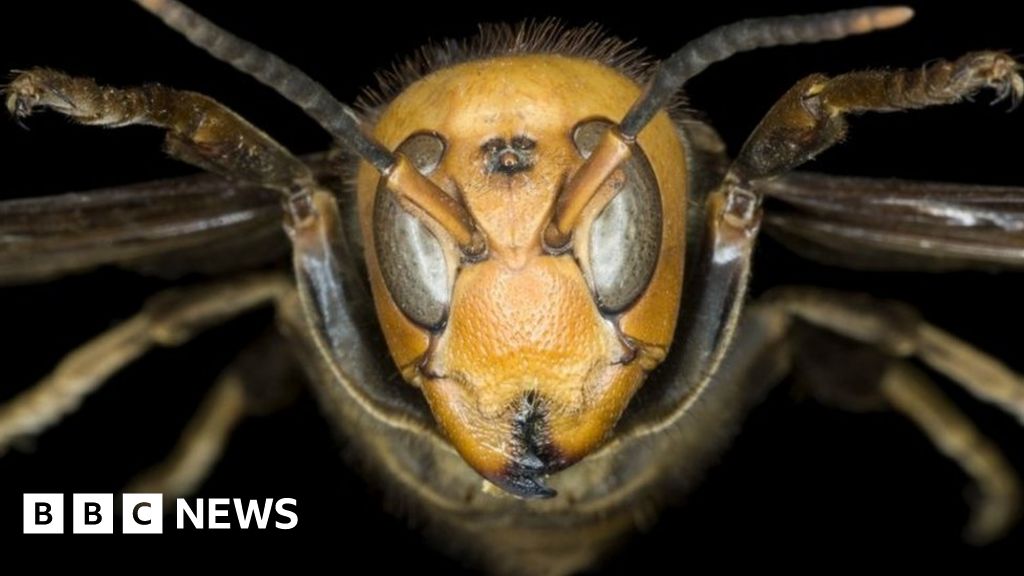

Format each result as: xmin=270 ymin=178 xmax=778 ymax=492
xmin=357 ymin=20 xmax=656 ymax=117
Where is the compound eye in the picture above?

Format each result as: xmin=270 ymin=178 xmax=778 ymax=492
xmin=573 ymin=120 xmax=662 ymax=314
xmin=374 ymin=132 xmax=451 ymax=329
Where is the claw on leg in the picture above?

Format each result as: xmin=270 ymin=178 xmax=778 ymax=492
xmin=732 ymin=51 xmax=1024 ymax=181
xmin=3 ymin=68 xmax=315 ymax=194
xmin=5 ymin=68 xmax=128 ymax=125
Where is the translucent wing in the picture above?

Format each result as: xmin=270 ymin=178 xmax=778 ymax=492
xmin=0 ymin=172 xmax=285 ymax=284
xmin=758 ymin=173 xmax=1024 ymax=271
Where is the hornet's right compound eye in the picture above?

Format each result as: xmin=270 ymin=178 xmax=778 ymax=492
xmin=572 ymin=120 xmax=663 ymax=314
xmin=374 ymin=132 xmax=453 ymax=330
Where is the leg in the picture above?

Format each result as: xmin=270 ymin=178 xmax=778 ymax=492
xmin=126 ymin=367 xmax=247 ymax=499
xmin=732 ymin=52 xmax=1023 ymax=181
xmin=1 ymin=53 xmax=436 ymax=471
xmin=881 ymin=363 xmax=1021 ymax=544
xmin=760 ymin=287 xmax=1024 ymax=542
xmin=768 ymin=287 xmax=1024 ymax=423
xmin=2 ymin=67 xmax=439 ymax=434
xmin=0 ymin=273 xmax=289 ymax=451
xmin=4 ymin=67 xmax=478 ymax=251
xmin=126 ymin=331 xmax=300 ymax=499
xmin=626 ymin=53 xmax=1024 ymax=436
xmin=5 ymin=68 xmax=316 ymax=196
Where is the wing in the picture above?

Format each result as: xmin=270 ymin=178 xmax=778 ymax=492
xmin=757 ymin=173 xmax=1024 ymax=271
xmin=0 ymin=155 xmax=350 ymax=285
xmin=0 ymin=172 xmax=285 ymax=284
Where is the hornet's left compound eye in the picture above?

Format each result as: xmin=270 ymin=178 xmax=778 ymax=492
xmin=572 ymin=120 xmax=662 ymax=314
xmin=374 ymin=132 xmax=452 ymax=330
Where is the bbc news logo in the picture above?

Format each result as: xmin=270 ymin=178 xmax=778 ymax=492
xmin=23 ymin=494 xmax=297 ymax=534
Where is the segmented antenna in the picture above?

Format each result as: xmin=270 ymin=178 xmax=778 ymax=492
xmin=619 ymin=6 xmax=914 ymax=139
xmin=133 ymin=0 xmax=395 ymax=173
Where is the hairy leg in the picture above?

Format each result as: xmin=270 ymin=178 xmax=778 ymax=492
xmin=759 ymin=288 xmax=1023 ymax=542
xmin=0 ymin=273 xmax=290 ymax=452
xmin=732 ymin=52 xmax=1023 ymax=181
xmin=5 ymin=68 xmax=316 ymax=196
xmin=127 ymin=330 xmax=300 ymax=499
xmin=881 ymin=362 xmax=1020 ymax=543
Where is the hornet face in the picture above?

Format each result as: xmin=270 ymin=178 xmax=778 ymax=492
xmin=358 ymin=56 xmax=687 ymax=497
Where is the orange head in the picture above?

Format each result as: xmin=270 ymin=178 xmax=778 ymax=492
xmin=130 ymin=1 xmax=915 ymax=499
xmin=357 ymin=53 xmax=687 ymax=497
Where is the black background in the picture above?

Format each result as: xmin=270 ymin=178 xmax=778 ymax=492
xmin=1 ymin=1 xmax=1022 ymax=569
